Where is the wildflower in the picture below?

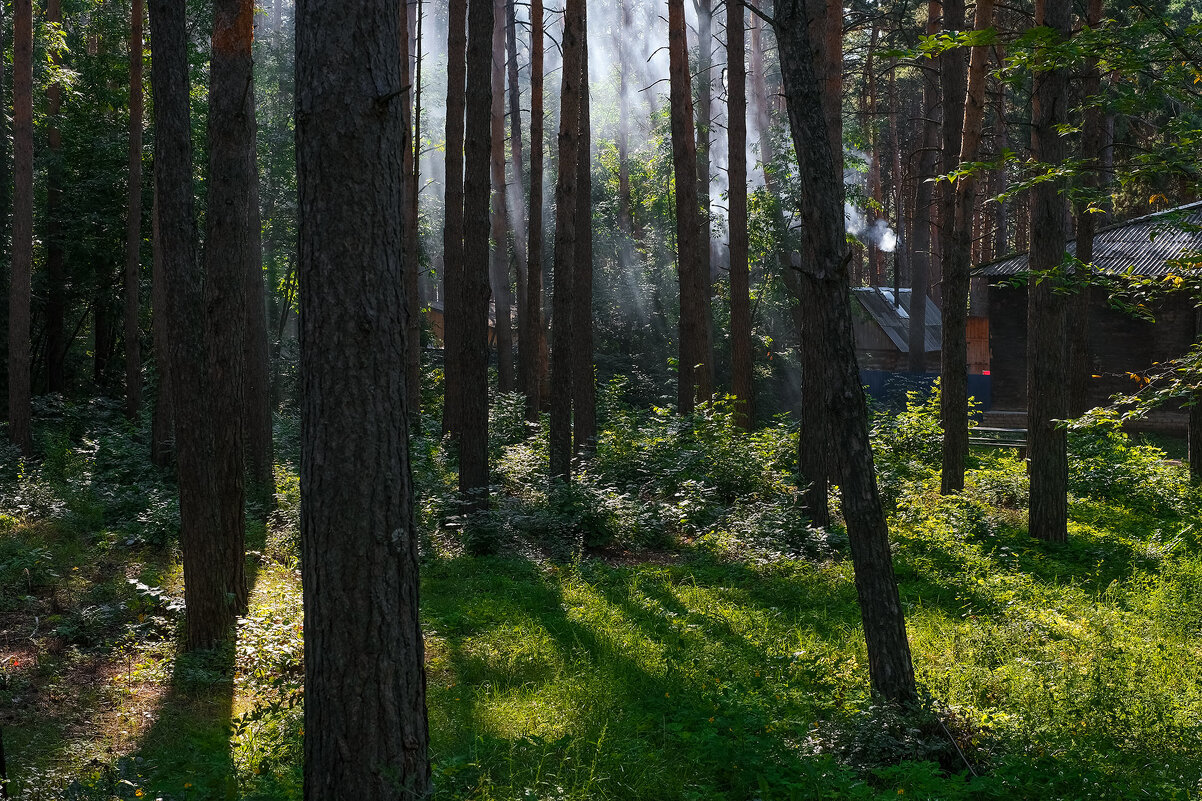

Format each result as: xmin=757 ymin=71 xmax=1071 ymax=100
xmin=135 ymin=791 xmax=144 ymax=798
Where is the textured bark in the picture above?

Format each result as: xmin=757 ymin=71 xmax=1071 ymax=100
xmin=549 ymin=0 xmax=584 ymax=479
xmin=212 ymin=0 xmax=273 ymax=497
xmin=1027 ymin=0 xmax=1071 ymax=543
xmin=908 ymin=0 xmax=940 ymax=372
xmin=774 ymin=0 xmax=917 ymax=704
xmin=1068 ymin=0 xmax=1104 ymax=417
xmin=8 ymin=0 xmax=32 ymax=454
xmin=296 ymin=0 xmax=431 ymax=794
xmin=728 ymin=0 xmax=752 ymax=430
xmin=507 ymin=0 xmax=528 ymax=402
xmin=460 ymin=0 xmax=495 ymax=508
xmin=150 ymin=189 xmax=174 ymax=468
xmin=402 ymin=0 xmax=423 ymax=423
xmin=46 ymin=0 xmax=66 ymax=394
xmin=695 ymin=0 xmax=713 ymax=391
xmin=940 ymin=0 xmax=993 ymax=495
xmin=490 ymin=0 xmax=514 ymax=393
xmin=523 ymin=0 xmax=546 ymax=421
xmin=669 ymin=0 xmax=708 ymax=414
xmin=572 ymin=8 xmax=595 ymax=454
xmin=442 ymin=0 xmax=467 ymax=438
xmin=124 ymin=0 xmax=145 ymax=420
xmin=150 ymin=0 xmax=247 ymax=650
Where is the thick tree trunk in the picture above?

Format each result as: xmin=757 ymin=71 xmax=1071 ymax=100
xmin=295 ymin=0 xmax=431 ymax=794
xmin=728 ymin=0 xmax=751 ymax=430
xmin=669 ymin=0 xmax=708 ymax=414
xmin=573 ymin=9 xmax=595 ymax=454
xmin=150 ymin=0 xmax=248 ymax=650
xmin=46 ymin=0 xmax=66 ymax=395
xmin=774 ymin=0 xmax=917 ymax=704
xmin=460 ymin=0 xmax=495 ymax=508
xmin=523 ymin=0 xmax=546 ymax=422
xmin=1068 ymin=0 xmax=1104 ymax=417
xmin=124 ymin=0 xmax=145 ymax=420
xmin=1027 ymin=0 xmax=1071 ymax=543
xmin=549 ymin=0 xmax=584 ymax=479
xmin=8 ymin=0 xmax=32 ymax=454
xmin=695 ymin=0 xmax=713 ymax=398
xmin=490 ymin=0 xmax=515 ymax=393
xmin=150 ymin=189 xmax=174 ymax=468
xmin=908 ymin=0 xmax=940 ymax=373
xmin=940 ymin=0 xmax=994 ymax=495
xmin=442 ymin=0 xmax=467 ymax=438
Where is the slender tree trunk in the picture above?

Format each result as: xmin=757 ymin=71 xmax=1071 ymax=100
xmin=1069 ymin=0 xmax=1104 ymax=417
xmin=460 ymin=0 xmax=495 ymax=508
xmin=402 ymin=0 xmax=423 ymax=425
xmin=1027 ymin=0 xmax=1071 ymax=543
xmin=617 ymin=0 xmax=632 ymax=236
xmin=124 ymin=0 xmax=145 ymax=420
xmin=150 ymin=189 xmax=174 ymax=468
xmin=150 ymin=0 xmax=248 ymax=650
xmin=908 ymin=0 xmax=940 ymax=373
xmin=442 ymin=0 xmax=467 ymax=438
xmin=507 ymin=0 xmax=528 ymax=401
xmin=669 ymin=0 xmax=708 ymax=415
xmin=695 ymin=0 xmax=714 ymax=401
xmin=549 ymin=0 xmax=584 ymax=479
xmin=728 ymin=0 xmax=751 ymax=430
xmin=0 ymin=2 xmax=8 ymax=384
xmin=1191 ymin=309 xmax=1201 ymax=485
xmin=490 ymin=0 xmax=515 ymax=393
xmin=296 ymin=0 xmax=431 ymax=793
xmin=941 ymin=0 xmax=994 ymax=495
xmin=8 ymin=0 xmax=32 ymax=454
xmin=773 ymin=0 xmax=917 ymax=704
xmin=572 ymin=8 xmax=595 ymax=453
xmin=46 ymin=0 xmax=66 ymax=395
xmin=523 ymin=0 xmax=546 ymax=422
xmin=993 ymin=79 xmax=1008 ymax=256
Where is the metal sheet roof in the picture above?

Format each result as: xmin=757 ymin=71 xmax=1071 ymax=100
xmin=976 ymin=201 xmax=1202 ymax=278
xmin=852 ymin=287 xmax=942 ymax=353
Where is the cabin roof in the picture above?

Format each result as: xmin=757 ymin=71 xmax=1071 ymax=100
xmin=852 ymin=287 xmax=942 ymax=353
xmin=976 ymin=201 xmax=1202 ymax=278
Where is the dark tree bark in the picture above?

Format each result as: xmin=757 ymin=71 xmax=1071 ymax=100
xmin=150 ymin=189 xmax=174 ymax=468
xmin=773 ymin=0 xmax=917 ymax=704
xmin=549 ymin=0 xmax=584 ymax=479
xmin=908 ymin=0 xmax=940 ymax=373
xmin=210 ymin=0 xmax=273 ymax=498
xmin=669 ymin=0 xmax=709 ymax=414
xmin=522 ymin=0 xmax=547 ymax=421
xmin=728 ymin=0 xmax=751 ymax=430
xmin=150 ymin=0 xmax=247 ymax=650
xmin=296 ymin=0 xmax=431 ymax=794
xmin=459 ymin=0 xmax=495 ymax=508
xmin=442 ymin=0 xmax=467 ymax=438
xmin=46 ymin=0 xmax=66 ymax=395
xmin=1068 ymin=0 xmax=1104 ymax=417
xmin=1027 ymin=0 xmax=1071 ymax=543
xmin=940 ymin=0 xmax=994 ymax=495
xmin=572 ymin=7 xmax=594 ymax=454
xmin=402 ymin=0 xmax=423 ymax=424
xmin=695 ymin=0 xmax=713 ymax=389
xmin=507 ymin=0 xmax=529 ymax=403
xmin=8 ymin=0 xmax=32 ymax=455
xmin=124 ymin=0 xmax=145 ymax=420
xmin=490 ymin=0 xmax=515 ymax=393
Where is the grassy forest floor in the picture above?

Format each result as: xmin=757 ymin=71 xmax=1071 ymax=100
xmin=1 ymin=385 xmax=1201 ymax=800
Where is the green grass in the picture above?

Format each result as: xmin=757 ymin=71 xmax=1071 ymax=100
xmin=2 ymin=391 xmax=1202 ymax=799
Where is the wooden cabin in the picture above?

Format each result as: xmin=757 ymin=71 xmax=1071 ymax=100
xmin=978 ymin=202 xmax=1202 ymax=431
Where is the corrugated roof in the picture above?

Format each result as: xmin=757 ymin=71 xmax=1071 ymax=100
xmin=852 ymin=287 xmax=942 ymax=353
xmin=976 ymin=201 xmax=1202 ymax=278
